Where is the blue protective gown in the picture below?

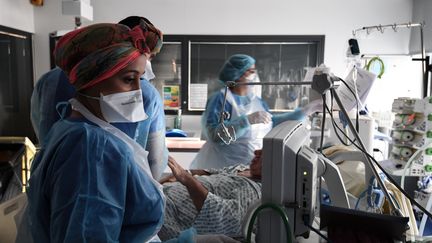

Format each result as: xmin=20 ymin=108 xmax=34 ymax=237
xmin=30 ymin=68 xmax=168 ymax=179
xmin=30 ymin=68 xmax=75 ymax=142
xmin=191 ymin=90 xmax=305 ymax=169
xmin=27 ymin=117 xmax=164 ymax=242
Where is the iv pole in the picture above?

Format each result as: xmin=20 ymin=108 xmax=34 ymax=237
xmin=353 ymin=22 xmax=432 ymax=98
xmin=223 ymin=72 xmax=403 ymax=216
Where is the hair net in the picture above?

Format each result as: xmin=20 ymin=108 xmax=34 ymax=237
xmin=54 ymin=21 xmax=162 ymax=91
xmin=218 ymin=54 xmax=256 ymax=82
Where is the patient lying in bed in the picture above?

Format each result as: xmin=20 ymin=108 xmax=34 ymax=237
xmin=158 ymin=150 xmax=263 ymax=241
xmin=159 ymin=145 xmax=368 ymax=241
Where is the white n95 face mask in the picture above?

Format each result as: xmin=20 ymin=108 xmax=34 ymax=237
xmin=99 ymin=89 xmax=148 ymax=123
xmin=245 ymin=73 xmax=257 ymax=82
xmin=245 ymin=73 xmax=262 ymax=98
xmin=141 ymin=60 xmax=156 ymax=81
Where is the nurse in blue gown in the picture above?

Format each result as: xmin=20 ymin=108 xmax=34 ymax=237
xmin=27 ymin=22 xmax=165 ymax=243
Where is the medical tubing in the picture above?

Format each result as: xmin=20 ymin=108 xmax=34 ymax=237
xmin=326 ymin=92 xmax=350 ymax=145
xmin=338 ymin=78 xmax=360 ymax=133
xmin=320 ymin=94 xmax=326 ymax=153
xmin=332 ymin=88 xmax=402 ymax=216
xmin=328 ymin=108 xmax=432 ymax=220
xmin=325 ymin=101 xmax=355 ymax=147
xmin=327 ymin=90 xmax=357 ymax=146
xmin=366 ymin=57 xmax=385 ymax=79
xmin=354 ymin=189 xmax=368 ymax=210
xmin=400 ymin=142 xmax=432 ymax=190
xmin=419 ymin=191 xmax=432 ymax=236
xmin=333 ymin=78 xmax=360 ymax=135
xmin=245 ymin=203 xmax=293 ymax=243
xmin=373 ymin=148 xmax=385 ymax=160
xmin=327 ymin=94 xmax=432 ymax=219
xmin=324 ymin=75 xmax=432 ymax=233
xmin=325 ymin=78 xmax=360 ymax=148
xmin=344 ymin=126 xmax=432 ymax=219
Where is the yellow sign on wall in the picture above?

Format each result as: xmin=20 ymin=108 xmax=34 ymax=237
xmin=163 ymin=85 xmax=180 ymax=109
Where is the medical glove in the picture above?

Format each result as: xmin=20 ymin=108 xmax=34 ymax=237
xmin=272 ymin=108 xmax=306 ymax=126
xmin=247 ymin=111 xmax=272 ymax=124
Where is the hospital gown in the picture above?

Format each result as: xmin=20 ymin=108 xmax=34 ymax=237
xmin=159 ymin=165 xmax=262 ymax=240
xmin=27 ymin=117 xmax=164 ymax=243
xmin=30 ymin=68 xmax=168 ymax=179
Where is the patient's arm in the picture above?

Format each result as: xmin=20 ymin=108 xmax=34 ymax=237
xmin=159 ymin=170 xmax=210 ymax=184
xmin=189 ymin=169 xmax=210 ymax=176
xmin=168 ymin=157 xmax=209 ymax=211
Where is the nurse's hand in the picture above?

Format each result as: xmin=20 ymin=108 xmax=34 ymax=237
xmin=247 ymin=111 xmax=272 ymax=124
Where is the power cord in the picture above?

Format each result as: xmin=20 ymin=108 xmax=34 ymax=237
xmin=325 ymin=97 xmax=355 ymax=146
xmin=319 ymin=93 xmax=327 ymax=153
xmin=305 ymin=223 xmax=333 ymax=243
xmin=373 ymin=148 xmax=385 ymax=160
xmin=337 ymin=78 xmax=360 ymax=134
xmin=324 ymin=94 xmax=432 ymax=220
xmin=317 ymin=76 xmax=359 ymax=151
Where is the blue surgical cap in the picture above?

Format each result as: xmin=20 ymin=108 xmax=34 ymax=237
xmin=219 ymin=54 xmax=256 ymax=82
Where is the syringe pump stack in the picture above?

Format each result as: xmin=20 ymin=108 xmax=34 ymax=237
xmin=390 ymin=97 xmax=432 ymax=176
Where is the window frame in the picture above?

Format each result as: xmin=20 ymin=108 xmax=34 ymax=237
xmin=163 ymin=35 xmax=325 ymax=115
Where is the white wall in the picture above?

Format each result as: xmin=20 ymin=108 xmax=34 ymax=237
xmin=366 ymin=55 xmax=423 ymax=112
xmin=32 ymin=1 xmax=83 ymax=83
xmin=31 ymin=0 xmax=414 ymax=135
xmin=0 ymin=0 xmax=34 ymax=33
xmin=33 ymin=0 xmax=413 ymax=80
xmin=410 ymin=0 xmax=432 ymax=53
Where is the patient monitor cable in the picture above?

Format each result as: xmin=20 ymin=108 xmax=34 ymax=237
xmin=323 ymin=90 xmax=432 ymax=221
xmin=305 ymin=223 xmax=332 ymax=243
xmin=319 ymin=93 xmax=327 ymax=152
xmin=419 ymin=193 xmax=432 ymax=236
xmin=398 ymin=143 xmax=432 ymax=237
xmin=337 ymin=130 xmax=432 ymax=227
xmin=335 ymin=120 xmax=432 ymax=221
xmin=322 ymin=76 xmax=402 ymax=216
xmin=326 ymin=96 xmax=432 ymax=219
xmin=318 ymin=77 xmax=360 ymax=148
xmin=316 ymin=74 xmax=432 ymax=239
xmin=323 ymin=82 xmax=359 ymax=148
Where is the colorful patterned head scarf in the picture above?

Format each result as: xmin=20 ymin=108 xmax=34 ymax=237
xmin=118 ymin=16 xmax=163 ymax=57
xmin=54 ymin=21 xmax=163 ymax=90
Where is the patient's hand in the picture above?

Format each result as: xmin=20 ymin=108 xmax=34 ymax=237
xmin=159 ymin=174 xmax=177 ymax=184
xmin=237 ymin=170 xmax=252 ymax=178
xmin=167 ymin=156 xmax=191 ymax=184
xmin=167 ymin=156 xmax=209 ymax=211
